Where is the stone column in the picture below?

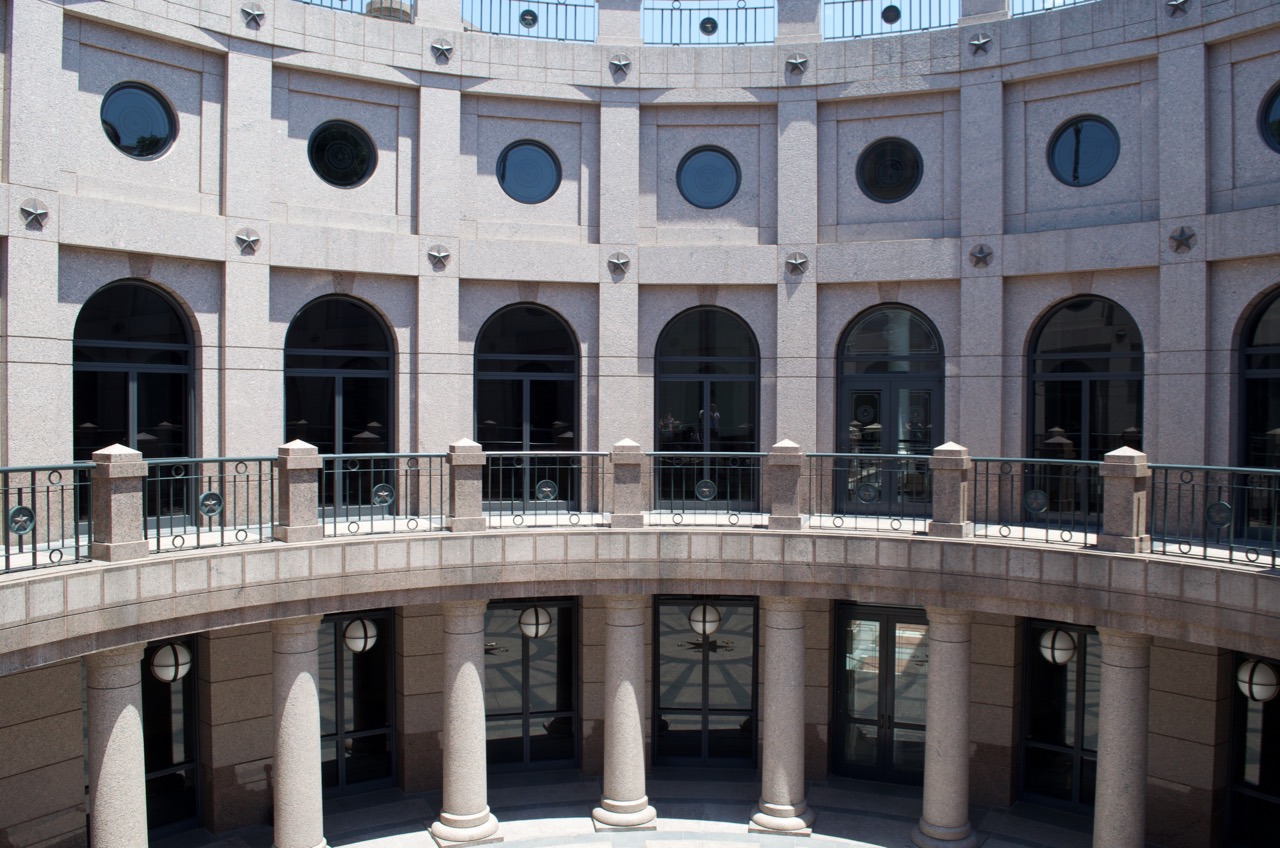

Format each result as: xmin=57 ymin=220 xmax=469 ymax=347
xmin=929 ymin=442 xmax=973 ymax=538
xmin=431 ymin=600 xmax=500 ymax=843
xmin=90 ymin=444 xmax=150 ymax=562
xmin=750 ymin=596 xmax=814 ymax=833
xmin=275 ymin=441 xmax=323 ymax=543
xmin=609 ymin=439 xmax=646 ymax=529
xmin=272 ymin=617 xmax=327 ymax=848
xmin=448 ymin=440 xmax=486 ymax=532
xmin=911 ymin=609 xmax=980 ymax=848
xmin=1093 ymin=629 xmax=1153 ymax=848
xmin=86 ymin=644 xmax=148 ymax=848
xmin=592 ymin=595 xmax=656 ymax=829
xmin=766 ymin=440 xmax=804 ymax=530
xmin=1098 ymin=447 xmax=1151 ymax=554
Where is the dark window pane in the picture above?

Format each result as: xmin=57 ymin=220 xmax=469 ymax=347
xmin=1024 ymin=747 xmax=1075 ymax=801
xmin=843 ymin=307 xmax=941 ymax=359
xmin=1260 ymin=84 xmax=1280 ymax=154
xmin=1247 ymin=294 xmax=1280 ymax=347
xmin=658 ymin=604 xmax=703 ymax=709
xmin=74 ymin=370 xmax=129 ymax=461
xmin=476 ymin=379 xmax=525 ymax=453
xmin=101 ymin=83 xmax=176 ymax=159
xmin=1034 ymin=299 xmax=1142 ymax=358
xmin=136 ymin=372 xmax=188 ymax=460
xmin=285 ymin=299 xmax=391 ymax=354
xmin=497 ymin=141 xmax=562 ymax=204
xmin=706 ymin=713 xmax=754 ymax=760
xmin=308 ymin=121 xmax=377 ymax=187
xmin=527 ymin=380 xmax=576 ymax=451
xmin=75 ymin=284 xmax=190 ymax=348
xmin=344 ymin=733 xmax=392 ymax=784
xmin=529 ymin=716 xmax=575 ymax=762
xmin=476 ymin=305 xmax=576 ymax=358
xmin=1089 ymin=378 xmax=1142 ymax=458
xmin=657 ymin=381 xmax=703 ymax=451
xmin=484 ymin=608 xmax=522 ymax=715
xmin=655 ymin=713 xmax=703 ymax=759
xmin=857 ymin=137 xmax=923 ymax=203
xmin=1244 ymin=377 xmax=1280 ymax=468
xmin=706 ymin=604 xmax=754 ymax=710
xmin=1048 ymin=116 xmax=1120 ymax=187
xmin=285 ymin=376 xmax=337 ymax=455
xmin=656 ymin=308 xmax=757 ymax=361
xmin=487 ymin=718 xmax=525 ymax=765
xmin=707 ymin=381 xmax=756 ymax=451
xmin=676 ymin=146 xmax=741 ymax=209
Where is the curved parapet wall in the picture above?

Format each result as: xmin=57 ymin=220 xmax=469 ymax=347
xmin=1 ymin=530 xmax=1276 ymax=672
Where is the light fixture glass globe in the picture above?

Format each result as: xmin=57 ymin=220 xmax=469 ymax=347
xmin=343 ymin=619 xmax=378 ymax=653
xmin=1038 ymin=628 xmax=1076 ymax=666
xmin=1236 ymin=659 xmax=1279 ymax=703
xmin=151 ymin=642 xmax=192 ymax=683
xmin=688 ymin=604 xmax=722 ymax=637
xmin=518 ymin=606 xmax=553 ymax=638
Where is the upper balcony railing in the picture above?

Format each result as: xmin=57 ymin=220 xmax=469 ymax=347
xmin=642 ymin=0 xmax=777 ymax=46
xmin=295 ymin=0 xmax=416 ymax=21
xmin=822 ymin=0 xmax=958 ymax=40
xmin=462 ymin=0 xmax=599 ymax=41
xmin=1010 ymin=0 xmax=1097 ymax=16
xmin=7 ymin=441 xmax=1278 ymax=575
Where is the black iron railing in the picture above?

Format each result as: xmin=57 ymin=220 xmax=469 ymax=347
xmin=1149 ymin=465 xmax=1280 ymax=568
xmin=649 ymin=451 xmax=765 ymax=526
xmin=822 ymin=0 xmax=958 ymax=39
xmin=1 ymin=464 xmax=93 ymax=571
xmin=807 ymin=453 xmax=932 ymax=533
xmin=144 ymin=458 xmax=276 ymax=553
xmin=483 ymin=452 xmax=609 ymax=528
xmin=643 ymin=0 xmax=776 ymax=45
xmin=971 ymin=458 xmax=1101 ymax=548
xmin=1010 ymin=0 xmax=1096 ymax=16
xmin=320 ymin=454 xmax=447 ymax=536
xmin=294 ymin=0 xmax=416 ymax=20
xmin=462 ymin=0 xmax=598 ymax=40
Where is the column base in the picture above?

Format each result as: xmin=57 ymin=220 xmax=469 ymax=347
xmin=1096 ymin=534 xmax=1151 ymax=554
xmin=273 ymin=841 xmax=327 ymax=848
xmin=430 ymin=809 xmax=501 ymax=846
xmin=928 ymin=521 xmax=973 ymax=539
xmin=610 ymin=514 xmax=645 ymax=529
xmin=767 ymin=515 xmax=802 ymax=531
xmin=748 ymin=802 xmax=815 ymax=834
xmin=911 ymin=819 xmax=983 ymax=848
xmin=448 ymin=517 xmax=486 ymax=533
xmin=591 ymin=801 xmax=657 ymax=831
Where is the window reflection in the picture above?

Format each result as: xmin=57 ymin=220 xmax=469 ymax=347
xmin=318 ymin=612 xmax=394 ymax=792
xmin=1022 ymin=623 xmax=1100 ymax=809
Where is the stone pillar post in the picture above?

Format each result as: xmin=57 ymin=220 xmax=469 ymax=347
xmin=85 ymin=644 xmax=148 ymax=848
xmin=272 ymin=617 xmax=327 ymax=848
xmin=776 ymin=0 xmax=822 ymax=43
xmin=609 ymin=439 xmax=646 ymax=529
xmin=592 ymin=595 xmax=656 ymax=829
xmin=275 ymin=441 xmax=323 ymax=543
xmin=597 ymin=0 xmax=642 ymax=45
xmin=912 ymin=608 xmax=980 ymax=848
xmin=448 ymin=439 xmax=486 ymax=532
xmin=929 ymin=442 xmax=973 ymax=539
xmin=1093 ymin=629 xmax=1153 ymax=848
xmin=90 ymin=444 xmax=149 ymax=562
xmin=766 ymin=439 xmax=803 ymax=530
xmin=959 ymin=0 xmax=1009 ymax=24
xmin=750 ymin=596 xmax=814 ymax=833
xmin=432 ymin=600 xmax=500 ymax=844
xmin=1098 ymin=447 xmax=1151 ymax=553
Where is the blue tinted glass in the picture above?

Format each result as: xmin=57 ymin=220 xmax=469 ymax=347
xmin=1261 ymin=85 xmax=1280 ymax=153
xmin=856 ymin=138 xmax=922 ymax=203
xmin=100 ymin=83 xmax=175 ymax=159
xmin=677 ymin=147 xmax=741 ymax=209
xmin=497 ymin=141 xmax=562 ymax=204
xmin=1048 ymin=116 xmax=1119 ymax=187
xmin=308 ymin=121 xmax=377 ymax=188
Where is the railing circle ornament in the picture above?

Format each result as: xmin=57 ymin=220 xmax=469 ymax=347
xmin=833 ymin=516 xmax=844 ymax=528
xmin=49 ymin=548 xmax=63 ymax=563
xmin=513 ymin=514 xmax=525 ymax=526
xmin=171 ymin=465 xmax=186 ymax=478
xmin=236 ymin=529 xmax=248 ymax=542
xmin=1246 ymin=548 xmax=1260 ymax=563
xmin=198 ymin=491 xmax=224 ymax=518
xmin=1179 ymin=541 xmax=1192 ymax=554
xmin=47 ymin=470 xmax=62 ymax=485
xmin=695 ymin=479 xmax=717 ymax=501
xmin=1060 ymin=530 xmax=1073 ymax=542
xmin=1180 ymin=469 xmax=1195 ymax=484
xmin=535 ymin=479 xmax=559 ymax=501
xmin=407 ymin=458 xmax=419 ymax=470
xmin=519 ymin=9 xmax=538 ymax=27
xmin=235 ymin=461 xmax=248 ymax=474
xmin=1000 ymin=462 xmax=1013 ymax=475
xmin=1205 ymin=501 xmax=1232 ymax=528
xmin=407 ymin=518 xmax=418 ymax=531
xmin=372 ymin=483 xmax=396 ymax=507
xmin=569 ymin=513 xmax=581 ymax=525
xmin=345 ymin=459 xmax=360 ymax=471
xmin=348 ymin=522 xmax=360 ymax=534
xmin=1023 ymin=489 xmax=1049 ymax=514
xmin=673 ymin=513 xmax=684 ymax=524
xmin=172 ymin=535 xmax=185 ymax=549
xmin=890 ymin=518 xmax=902 ymax=531
xmin=7 ymin=505 xmax=35 ymax=536
xmin=729 ymin=513 xmax=740 ymax=525
xmin=999 ymin=525 xmax=1012 ymax=537
xmin=699 ymin=16 xmax=718 ymax=35
xmin=856 ymin=482 xmax=879 ymax=504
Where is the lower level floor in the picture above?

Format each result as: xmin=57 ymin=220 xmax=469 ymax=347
xmin=2 ymin=596 xmax=1278 ymax=848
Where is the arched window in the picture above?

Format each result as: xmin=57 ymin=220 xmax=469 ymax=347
xmin=1028 ymin=298 xmax=1143 ymax=461
xmin=838 ymin=305 xmax=943 ymax=455
xmin=284 ymin=297 xmax=393 ymax=454
xmin=1241 ymin=290 xmax=1280 ymax=469
xmin=73 ymin=282 xmax=193 ymax=462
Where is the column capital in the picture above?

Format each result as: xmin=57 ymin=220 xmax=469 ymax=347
xmin=442 ymin=598 xmax=489 ymax=633
xmin=85 ymin=644 xmax=147 ymax=690
xmin=272 ymin=616 xmax=323 ymax=654
xmin=924 ymin=607 xmax=974 ymax=628
xmin=1097 ymin=627 xmax=1154 ymax=667
xmin=760 ymin=595 xmax=808 ymax=616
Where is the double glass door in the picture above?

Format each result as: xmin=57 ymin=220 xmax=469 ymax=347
xmin=475 ymin=375 xmax=576 ymax=509
xmin=832 ymin=606 xmax=929 ymax=783
xmin=655 ymin=378 xmax=759 ymax=510
xmin=838 ymin=382 xmax=938 ymax=515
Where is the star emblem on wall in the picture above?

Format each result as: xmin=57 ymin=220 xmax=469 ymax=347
xmin=786 ymin=53 xmax=808 ymax=74
xmin=607 ymin=252 xmax=630 ymax=274
xmin=785 ymin=252 xmax=809 ymax=274
xmin=969 ymin=244 xmax=993 ymax=267
xmin=1166 ymin=0 xmax=1189 ymax=16
xmin=240 ymin=3 xmax=265 ymax=27
xmin=19 ymin=199 xmax=48 ymax=228
xmin=1168 ymin=226 xmax=1196 ymax=253
xmin=969 ymin=34 xmax=992 ymax=54
xmin=431 ymin=40 xmax=453 ymax=61
xmin=427 ymin=245 xmax=451 ymax=268
xmin=235 ymin=228 xmax=261 ymax=254
xmin=609 ymin=55 xmax=631 ymax=75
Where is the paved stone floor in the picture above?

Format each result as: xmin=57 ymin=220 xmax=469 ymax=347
xmin=158 ymin=771 xmax=1097 ymax=848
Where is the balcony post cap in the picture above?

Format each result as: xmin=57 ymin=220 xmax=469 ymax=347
xmin=278 ymin=439 xmax=318 ymax=457
xmin=933 ymin=442 xmax=969 ymax=457
xmin=770 ymin=438 xmax=802 ymax=454
xmin=1101 ymin=446 xmax=1149 ymax=477
xmin=612 ymin=437 xmax=642 ymax=453
xmin=92 ymin=443 xmax=143 ymax=462
xmin=930 ymin=442 xmax=972 ymax=470
xmin=449 ymin=438 xmax=483 ymax=453
xmin=1103 ymin=446 xmax=1147 ymax=463
xmin=90 ymin=443 xmax=146 ymax=478
xmin=448 ymin=438 xmax=486 ymax=466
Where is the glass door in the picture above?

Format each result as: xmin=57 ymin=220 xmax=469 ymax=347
xmin=838 ymin=383 xmax=937 ymax=515
xmin=832 ymin=605 xmax=929 ymax=783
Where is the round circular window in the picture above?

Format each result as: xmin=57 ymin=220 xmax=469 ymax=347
xmin=856 ymin=137 xmax=923 ymax=203
xmin=497 ymin=140 xmax=562 ymax=204
xmin=1047 ymin=115 xmax=1120 ymax=187
xmin=1259 ymin=83 xmax=1280 ymax=154
xmin=308 ymin=121 xmax=377 ymax=188
xmin=676 ymin=146 xmax=741 ymax=209
xmin=100 ymin=82 xmax=176 ymax=160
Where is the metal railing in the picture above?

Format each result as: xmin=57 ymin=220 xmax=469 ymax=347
xmin=1148 ymin=465 xmax=1280 ymax=568
xmin=971 ymin=458 xmax=1100 ymax=547
xmin=293 ymin=0 xmax=416 ymax=20
xmin=649 ymin=452 xmax=765 ymax=526
xmin=1 ymin=464 xmax=93 ymax=571
xmin=483 ymin=452 xmax=610 ymax=528
xmin=807 ymin=453 xmax=932 ymax=534
xmin=145 ymin=458 xmax=276 ymax=553
xmin=462 ymin=0 xmax=598 ymax=40
xmin=643 ymin=0 xmax=776 ymax=45
xmin=822 ymin=0 xmax=958 ymax=39
xmin=1010 ymin=0 xmax=1097 ymax=16
xmin=320 ymin=454 xmax=447 ymax=536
